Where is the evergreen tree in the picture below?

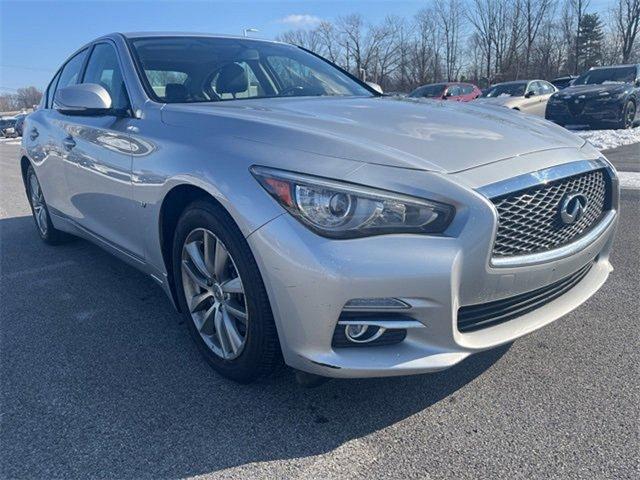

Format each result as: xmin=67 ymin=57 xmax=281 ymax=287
xmin=577 ymin=13 xmax=604 ymax=70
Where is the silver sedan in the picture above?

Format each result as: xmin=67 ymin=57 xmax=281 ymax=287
xmin=20 ymin=33 xmax=619 ymax=383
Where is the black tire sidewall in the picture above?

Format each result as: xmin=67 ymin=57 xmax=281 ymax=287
xmin=624 ymin=101 xmax=635 ymax=129
xmin=172 ymin=201 xmax=280 ymax=383
xmin=26 ymin=165 xmax=58 ymax=244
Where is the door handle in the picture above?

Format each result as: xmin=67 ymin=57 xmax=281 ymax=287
xmin=62 ymin=136 xmax=76 ymax=151
xmin=29 ymin=128 xmax=39 ymax=140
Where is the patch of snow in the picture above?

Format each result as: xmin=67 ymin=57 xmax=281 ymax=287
xmin=568 ymin=126 xmax=640 ymax=151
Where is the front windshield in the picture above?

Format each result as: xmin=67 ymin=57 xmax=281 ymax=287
xmin=130 ymin=37 xmax=373 ymax=103
xmin=481 ymin=83 xmax=526 ymax=98
xmin=408 ymin=84 xmax=446 ymax=98
xmin=573 ymin=66 xmax=637 ymax=85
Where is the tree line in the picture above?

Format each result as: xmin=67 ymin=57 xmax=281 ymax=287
xmin=277 ymin=0 xmax=640 ymax=92
xmin=0 ymin=87 xmax=43 ymax=113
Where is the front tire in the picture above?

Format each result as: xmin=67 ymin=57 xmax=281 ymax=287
xmin=618 ymin=100 xmax=636 ymax=129
xmin=25 ymin=165 xmax=71 ymax=245
xmin=172 ymin=200 xmax=282 ymax=383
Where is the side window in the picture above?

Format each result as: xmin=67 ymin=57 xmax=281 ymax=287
xmin=45 ymin=71 xmax=61 ymax=109
xmin=541 ymin=82 xmax=555 ymax=94
xmin=54 ymin=49 xmax=88 ymax=104
xmin=144 ymin=70 xmax=188 ymax=100
xmin=83 ymin=43 xmax=129 ymax=110
xmin=448 ymin=85 xmax=462 ymax=96
xmin=527 ymin=81 xmax=540 ymax=96
xmin=460 ymin=84 xmax=473 ymax=95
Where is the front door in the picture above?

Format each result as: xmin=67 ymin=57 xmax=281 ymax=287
xmin=62 ymin=42 xmax=144 ymax=259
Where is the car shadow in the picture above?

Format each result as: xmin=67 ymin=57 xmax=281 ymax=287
xmin=1 ymin=215 xmax=510 ymax=478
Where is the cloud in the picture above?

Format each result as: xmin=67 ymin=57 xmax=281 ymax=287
xmin=278 ymin=14 xmax=322 ymax=28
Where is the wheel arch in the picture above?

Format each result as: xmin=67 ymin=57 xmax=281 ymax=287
xmin=158 ymin=183 xmax=236 ymax=312
xmin=20 ymin=156 xmax=31 ymax=187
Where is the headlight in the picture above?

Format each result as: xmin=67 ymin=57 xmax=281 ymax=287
xmin=251 ymin=166 xmax=454 ymax=238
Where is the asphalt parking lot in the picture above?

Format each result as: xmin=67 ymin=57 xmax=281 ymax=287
xmin=1 ymin=140 xmax=638 ymax=479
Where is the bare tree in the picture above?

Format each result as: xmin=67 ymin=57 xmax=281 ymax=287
xmin=612 ymin=0 xmax=640 ymax=62
xmin=274 ymin=0 xmax=629 ymax=93
xmin=15 ymin=87 xmax=43 ymax=109
xmin=523 ymin=0 xmax=554 ymax=76
xmin=467 ymin=0 xmax=498 ymax=81
xmin=435 ymin=0 xmax=463 ymax=81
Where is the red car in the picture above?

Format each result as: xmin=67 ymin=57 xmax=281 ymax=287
xmin=408 ymin=82 xmax=482 ymax=102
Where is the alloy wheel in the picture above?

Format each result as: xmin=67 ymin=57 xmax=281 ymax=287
xmin=181 ymin=228 xmax=248 ymax=360
xmin=28 ymin=172 xmax=48 ymax=236
xmin=625 ymin=102 xmax=635 ymax=128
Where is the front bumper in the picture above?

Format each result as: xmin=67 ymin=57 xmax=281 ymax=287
xmin=546 ymin=99 xmax=624 ymax=125
xmin=247 ymin=156 xmax=618 ymax=378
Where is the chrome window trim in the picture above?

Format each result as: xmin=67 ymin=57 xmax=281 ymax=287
xmin=478 ymin=158 xmax=618 ymax=268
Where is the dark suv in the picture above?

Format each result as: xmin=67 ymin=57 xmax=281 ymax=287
xmin=545 ymin=64 xmax=639 ymax=129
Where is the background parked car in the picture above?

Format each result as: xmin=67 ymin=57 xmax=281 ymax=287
xmin=0 ymin=117 xmax=17 ymax=138
xmin=408 ymin=82 xmax=481 ymax=102
xmin=551 ymin=75 xmax=578 ymax=89
xmin=13 ymin=114 xmax=27 ymax=137
xmin=475 ymin=80 xmax=558 ymax=116
xmin=546 ymin=64 xmax=639 ymax=129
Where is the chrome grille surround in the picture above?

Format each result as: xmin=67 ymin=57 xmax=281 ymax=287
xmin=478 ymin=159 xmax=617 ymax=267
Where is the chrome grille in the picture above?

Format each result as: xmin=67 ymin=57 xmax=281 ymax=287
xmin=491 ymin=169 xmax=607 ymax=257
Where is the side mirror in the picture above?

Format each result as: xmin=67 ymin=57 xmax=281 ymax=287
xmin=55 ymin=83 xmax=113 ymax=116
xmin=365 ymin=81 xmax=383 ymax=94
xmin=524 ymin=91 xmax=535 ymax=98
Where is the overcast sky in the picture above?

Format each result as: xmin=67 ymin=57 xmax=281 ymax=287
xmin=0 ymin=0 xmax=614 ymax=92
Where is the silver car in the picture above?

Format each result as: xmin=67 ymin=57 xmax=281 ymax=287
xmin=476 ymin=80 xmax=558 ymax=116
xmin=20 ymin=33 xmax=619 ymax=383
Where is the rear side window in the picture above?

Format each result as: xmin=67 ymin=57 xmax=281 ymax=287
xmin=540 ymin=81 xmax=555 ymax=94
xmin=460 ymin=84 xmax=474 ymax=95
xmin=83 ymin=43 xmax=130 ymax=110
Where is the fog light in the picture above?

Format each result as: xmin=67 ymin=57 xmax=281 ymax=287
xmin=344 ymin=324 xmax=385 ymax=343
xmin=345 ymin=324 xmax=370 ymax=340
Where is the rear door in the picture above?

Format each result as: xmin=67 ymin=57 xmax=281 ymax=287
xmin=61 ymin=41 xmax=144 ymax=259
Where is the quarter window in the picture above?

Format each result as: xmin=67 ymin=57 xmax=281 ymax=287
xmin=45 ymin=71 xmax=61 ymax=109
xmin=83 ymin=43 xmax=130 ymax=110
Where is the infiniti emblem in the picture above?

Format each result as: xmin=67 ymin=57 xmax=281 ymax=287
xmin=559 ymin=193 xmax=588 ymax=225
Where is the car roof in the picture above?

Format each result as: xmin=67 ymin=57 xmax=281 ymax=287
xmin=589 ymin=64 xmax=638 ymax=70
xmin=493 ymin=80 xmax=530 ymax=85
xmin=120 ymin=31 xmax=282 ymax=45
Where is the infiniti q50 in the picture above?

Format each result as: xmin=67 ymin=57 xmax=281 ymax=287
xmin=20 ymin=33 xmax=619 ymax=383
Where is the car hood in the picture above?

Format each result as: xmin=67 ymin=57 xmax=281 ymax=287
xmin=473 ymin=96 xmax=522 ymax=108
xmin=161 ymin=96 xmax=585 ymax=173
xmin=557 ymin=83 xmax=629 ymax=100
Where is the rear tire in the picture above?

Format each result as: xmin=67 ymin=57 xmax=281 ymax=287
xmin=172 ymin=199 xmax=282 ymax=383
xmin=25 ymin=165 xmax=71 ymax=245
